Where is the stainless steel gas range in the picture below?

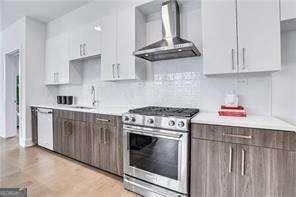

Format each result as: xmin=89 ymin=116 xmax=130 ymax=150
xmin=122 ymin=106 xmax=199 ymax=197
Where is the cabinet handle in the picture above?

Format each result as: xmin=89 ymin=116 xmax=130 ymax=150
xmin=117 ymin=63 xmax=120 ymax=78
xmin=83 ymin=43 xmax=87 ymax=56
xmin=228 ymin=146 xmax=233 ymax=173
xmin=231 ymin=49 xmax=235 ymax=71
xmin=96 ymin=118 xmax=110 ymax=122
xmin=222 ymin=133 xmax=252 ymax=139
xmin=100 ymin=127 xmax=104 ymax=143
xmin=241 ymin=48 xmax=246 ymax=70
xmin=241 ymin=149 xmax=246 ymax=176
xmin=112 ymin=64 xmax=115 ymax=79
xmin=64 ymin=121 xmax=72 ymax=136
xmin=104 ymin=128 xmax=109 ymax=144
xmin=80 ymin=44 xmax=82 ymax=56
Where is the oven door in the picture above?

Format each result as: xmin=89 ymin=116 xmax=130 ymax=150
xmin=123 ymin=124 xmax=188 ymax=194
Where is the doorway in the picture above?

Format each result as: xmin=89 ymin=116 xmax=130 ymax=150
xmin=4 ymin=50 xmax=20 ymax=138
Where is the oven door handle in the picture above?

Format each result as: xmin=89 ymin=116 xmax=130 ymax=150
xmin=125 ymin=129 xmax=183 ymax=140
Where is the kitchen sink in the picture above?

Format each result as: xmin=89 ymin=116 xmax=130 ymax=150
xmin=71 ymin=106 xmax=96 ymax=110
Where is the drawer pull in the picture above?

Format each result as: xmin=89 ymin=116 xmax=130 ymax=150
xmin=228 ymin=146 xmax=233 ymax=173
xmin=222 ymin=133 xmax=252 ymax=139
xmin=96 ymin=118 xmax=110 ymax=122
xmin=241 ymin=149 xmax=246 ymax=176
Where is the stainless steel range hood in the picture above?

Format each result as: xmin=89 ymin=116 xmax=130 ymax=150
xmin=134 ymin=0 xmax=201 ymax=62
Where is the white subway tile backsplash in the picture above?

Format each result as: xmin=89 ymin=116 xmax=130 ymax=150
xmin=57 ymin=56 xmax=272 ymax=115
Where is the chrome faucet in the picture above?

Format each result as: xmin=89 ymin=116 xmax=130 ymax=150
xmin=91 ymin=85 xmax=97 ymax=107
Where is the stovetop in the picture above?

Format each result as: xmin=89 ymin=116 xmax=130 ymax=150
xmin=128 ymin=106 xmax=199 ymax=118
xmin=123 ymin=106 xmax=199 ymax=131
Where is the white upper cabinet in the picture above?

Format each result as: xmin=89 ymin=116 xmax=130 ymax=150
xmin=45 ymin=33 xmax=69 ymax=85
xmin=237 ymin=0 xmax=281 ymax=73
xmin=116 ymin=7 xmax=135 ymax=80
xmin=101 ymin=14 xmax=117 ymax=81
xmin=45 ymin=33 xmax=82 ymax=85
xmin=69 ymin=20 xmax=102 ymax=60
xmin=202 ymin=0 xmax=238 ymax=75
xmin=101 ymin=5 xmax=145 ymax=81
xmin=202 ymin=0 xmax=281 ymax=75
xmin=281 ymin=0 xmax=296 ymax=21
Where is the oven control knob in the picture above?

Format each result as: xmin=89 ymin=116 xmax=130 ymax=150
xmin=147 ymin=119 xmax=154 ymax=124
xmin=131 ymin=117 xmax=136 ymax=122
xmin=178 ymin=121 xmax=185 ymax=127
xmin=168 ymin=120 xmax=175 ymax=126
xmin=124 ymin=116 xmax=130 ymax=122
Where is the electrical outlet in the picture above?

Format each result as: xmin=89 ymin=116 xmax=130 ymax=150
xmin=237 ymin=78 xmax=248 ymax=85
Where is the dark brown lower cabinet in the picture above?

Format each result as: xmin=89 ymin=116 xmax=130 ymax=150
xmin=91 ymin=117 xmax=123 ymax=176
xmin=60 ymin=119 xmax=75 ymax=158
xmin=191 ymin=139 xmax=236 ymax=197
xmin=74 ymin=121 xmax=91 ymax=164
xmin=31 ymin=107 xmax=38 ymax=144
xmin=236 ymin=145 xmax=296 ymax=197
xmin=191 ymin=138 xmax=296 ymax=197
xmin=53 ymin=116 xmax=62 ymax=153
xmin=52 ymin=110 xmax=123 ymax=176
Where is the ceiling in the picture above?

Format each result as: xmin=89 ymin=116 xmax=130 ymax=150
xmin=0 ymin=0 xmax=92 ymax=30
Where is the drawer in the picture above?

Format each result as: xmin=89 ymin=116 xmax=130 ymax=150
xmin=87 ymin=113 xmax=116 ymax=126
xmin=53 ymin=110 xmax=87 ymax=122
xmin=191 ymin=123 xmax=296 ymax=151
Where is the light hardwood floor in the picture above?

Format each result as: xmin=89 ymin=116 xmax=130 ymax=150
xmin=0 ymin=137 xmax=138 ymax=197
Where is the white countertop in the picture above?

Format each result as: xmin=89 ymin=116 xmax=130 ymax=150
xmin=191 ymin=112 xmax=296 ymax=132
xmin=30 ymin=104 xmax=130 ymax=116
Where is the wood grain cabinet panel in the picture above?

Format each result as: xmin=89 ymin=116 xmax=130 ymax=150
xmin=236 ymin=145 xmax=296 ymax=197
xmin=91 ymin=116 xmax=123 ymax=176
xmin=52 ymin=109 xmax=123 ymax=176
xmin=53 ymin=116 xmax=62 ymax=153
xmin=191 ymin=139 xmax=236 ymax=197
xmin=191 ymin=123 xmax=296 ymax=197
xmin=74 ymin=121 xmax=92 ymax=164
xmin=61 ymin=119 xmax=75 ymax=158
xmin=31 ymin=107 xmax=38 ymax=144
xmin=192 ymin=124 xmax=296 ymax=151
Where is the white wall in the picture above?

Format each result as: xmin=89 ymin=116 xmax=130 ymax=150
xmin=54 ymin=3 xmax=272 ymax=115
xmin=0 ymin=31 xmax=3 ymax=137
xmin=1 ymin=18 xmax=25 ymax=139
xmin=272 ymin=30 xmax=296 ymax=124
xmin=4 ymin=52 xmax=19 ymax=138
xmin=0 ymin=17 xmax=56 ymax=146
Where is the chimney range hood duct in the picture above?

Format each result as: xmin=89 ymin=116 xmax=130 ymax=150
xmin=133 ymin=0 xmax=201 ymax=62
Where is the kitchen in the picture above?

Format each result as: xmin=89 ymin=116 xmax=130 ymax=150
xmin=0 ymin=0 xmax=296 ymax=196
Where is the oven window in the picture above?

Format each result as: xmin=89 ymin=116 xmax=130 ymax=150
xmin=129 ymin=133 xmax=179 ymax=180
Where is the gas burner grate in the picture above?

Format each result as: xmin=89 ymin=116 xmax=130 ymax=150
xmin=129 ymin=106 xmax=199 ymax=117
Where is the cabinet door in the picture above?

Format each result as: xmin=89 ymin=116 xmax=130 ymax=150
xmin=45 ymin=33 xmax=69 ymax=84
xmin=61 ymin=119 xmax=75 ymax=158
xmin=31 ymin=107 xmax=38 ymax=144
xmin=281 ymin=0 xmax=296 ymax=21
xmin=236 ymin=145 xmax=296 ymax=197
xmin=101 ymin=14 xmax=117 ymax=81
xmin=191 ymin=139 xmax=236 ymax=197
xmin=99 ymin=125 xmax=119 ymax=175
xmin=53 ymin=116 xmax=63 ymax=153
xmin=202 ymin=0 xmax=238 ymax=75
xmin=116 ymin=6 xmax=135 ymax=80
xmin=91 ymin=123 xmax=103 ymax=168
xmin=68 ymin=27 xmax=85 ymax=60
xmin=84 ymin=20 xmax=102 ymax=57
xmin=74 ymin=121 xmax=91 ymax=164
xmin=237 ymin=0 xmax=281 ymax=73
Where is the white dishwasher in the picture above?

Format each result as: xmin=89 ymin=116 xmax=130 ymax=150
xmin=37 ymin=108 xmax=53 ymax=150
